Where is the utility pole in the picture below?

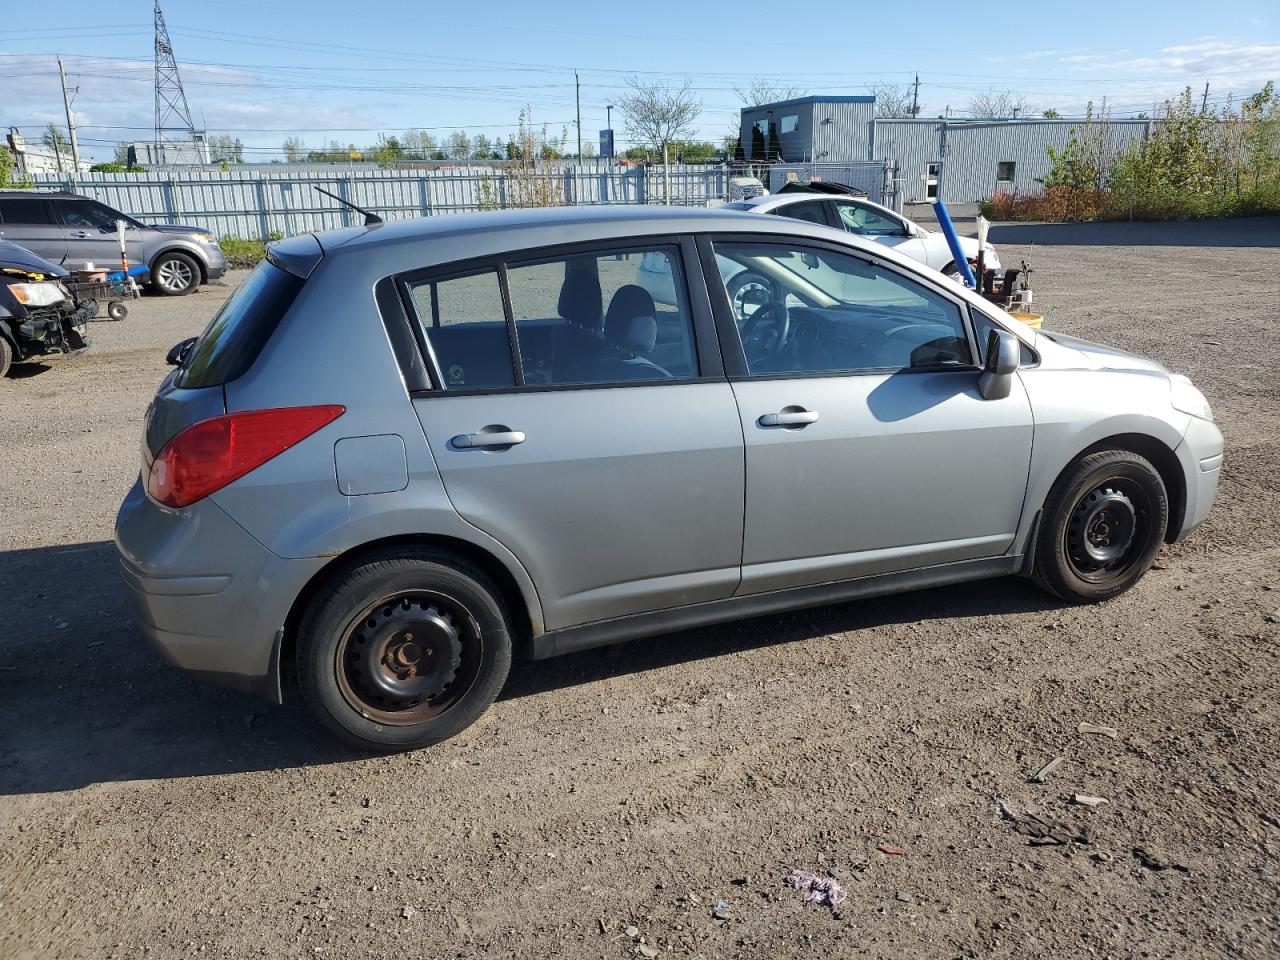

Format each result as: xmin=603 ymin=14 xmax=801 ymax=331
xmin=911 ymin=73 xmax=920 ymax=118
xmin=1200 ymin=81 xmax=1210 ymax=113
xmin=575 ymin=70 xmax=582 ymax=164
xmin=58 ymin=56 xmax=81 ymax=173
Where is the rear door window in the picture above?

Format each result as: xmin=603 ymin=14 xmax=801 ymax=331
xmin=404 ymin=269 xmax=514 ymax=390
xmin=179 ymin=261 xmax=304 ymax=387
xmin=0 ymin=198 xmax=54 ymax=225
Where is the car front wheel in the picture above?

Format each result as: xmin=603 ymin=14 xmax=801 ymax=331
xmin=151 ymin=251 xmax=201 ymax=296
xmin=297 ymin=548 xmax=513 ymax=751
xmin=1033 ymin=449 xmax=1168 ymax=602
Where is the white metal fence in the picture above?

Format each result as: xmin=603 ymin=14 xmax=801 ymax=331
xmin=27 ymin=162 xmax=735 ymax=240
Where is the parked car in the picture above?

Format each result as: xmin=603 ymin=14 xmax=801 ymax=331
xmin=0 ymin=190 xmax=225 ymax=296
xmin=637 ymin=193 xmax=1001 ymax=322
xmin=115 ymin=206 xmax=1222 ymax=752
xmin=729 ymin=192 xmax=1002 ymax=275
xmin=0 ymin=239 xmax=94 ymax=376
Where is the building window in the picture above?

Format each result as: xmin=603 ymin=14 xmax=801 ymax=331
xmin=996 ymin=161 xmax=1016 ymax=182
xmin=755 ymin=119 xmax=769 ymax=136
xmin=780 ymin=114 xmax=799 ymax=135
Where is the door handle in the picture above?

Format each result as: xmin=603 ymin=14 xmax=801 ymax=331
xmin=69 ymin=231 xmax=89 ymax=238
xmin=451 ymin=429 xmax=526 ymax=449
xmin=758 ymin=408 xmax=819 ymax=428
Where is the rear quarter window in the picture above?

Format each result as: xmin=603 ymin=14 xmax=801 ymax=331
xmin=178 ymin=261 xmax=303 ymax=387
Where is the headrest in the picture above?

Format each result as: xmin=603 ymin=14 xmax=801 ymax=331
xmin=557 ymin=264 xmax=602 ymax=331
xmin=605 ymin=284 xmax=658 ymax=356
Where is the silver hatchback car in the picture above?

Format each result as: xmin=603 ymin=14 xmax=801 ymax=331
xmin=115 ymin=206 xmax=1223 ymax=750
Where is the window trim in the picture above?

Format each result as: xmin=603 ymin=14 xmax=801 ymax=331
xmin=392 ymin=233 xmax=722 ymax=397
xmin=698 ymin=232 xmax=984 ymax=381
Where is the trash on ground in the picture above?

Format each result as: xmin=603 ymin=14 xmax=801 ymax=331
xmin=876 ymin=844 xmax=906 ymax=857
xmin=1031 ymin=757 xmax=1064 ymax=783
xmin=784 ymin=870 xmax=848 ymax=907
xmin=638 ymin=945 xmax=660 ymax=959
xmin=1073 ymin=794 xmax=1109 ymax=808
xmin=1078 ymin=722 xmax=1120 ymax=739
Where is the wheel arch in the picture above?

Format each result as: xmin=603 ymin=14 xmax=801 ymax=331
xmin=1060 ymin=432 xmax=1186 ymax=544
xmin=279 ymin=533 xmax=538 ymax=700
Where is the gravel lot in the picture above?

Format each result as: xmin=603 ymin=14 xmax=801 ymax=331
xmin=2 ymin=218 xmax=1278 ymax=960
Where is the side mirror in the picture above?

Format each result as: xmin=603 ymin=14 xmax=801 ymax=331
xmin=166 ymin=336 xmax=197 ymax=367
xmin=978 ymin=329 xmax=1020 ymax=400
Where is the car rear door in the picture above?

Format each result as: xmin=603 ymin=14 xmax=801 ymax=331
xmin=402 ymin=236 xmax=745 ymax=632
xmin=0 ymin=197 xmax=67 ymax=266
xmin=702 ymin=233 xmax=1033 ymax=595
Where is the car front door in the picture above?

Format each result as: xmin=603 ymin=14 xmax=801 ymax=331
xmin=51 ymin=198 xmax=142 ymax=271
xmin=703 ymin=235 xmax=1034 ymax=595
xmin=0 ymin=197 xmax=67 ymax=266
xmin=831 ymin=199 xmax=929 ymax=265
xmin=404 ymin=237 xmax=745 ymax=632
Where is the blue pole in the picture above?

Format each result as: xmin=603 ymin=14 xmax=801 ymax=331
xmin=932 ymin=198 xmax=976 ymax=287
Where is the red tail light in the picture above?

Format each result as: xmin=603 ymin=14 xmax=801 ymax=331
xmin=147 ymin=405 xmax=344 ymax=508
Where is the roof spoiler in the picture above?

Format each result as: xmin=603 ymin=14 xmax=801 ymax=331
xmin=265 ymin=234 xmax=324 ymax=279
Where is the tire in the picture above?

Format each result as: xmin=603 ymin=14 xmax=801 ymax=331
xmin=0 ymin=337 xmax=11 ymax=378
xmin=106 ymin=300 xmax=128 ymax=321
xmin=1032 ymin=449 xmax=1168 ymax=602
xmin=150 ymin=251 xmax=201 ymax=296
xmin=297 ymin=548 xmax=513 ymax=752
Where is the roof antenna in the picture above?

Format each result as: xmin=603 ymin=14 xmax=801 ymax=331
xmin=314 ymin=185 xmax=383 ymax=225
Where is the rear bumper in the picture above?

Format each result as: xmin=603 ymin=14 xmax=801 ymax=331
xmin=114 ymin=478 xmax=326 ymax=701
xmin=1172 ymin=415 xmax=1224 ymax=541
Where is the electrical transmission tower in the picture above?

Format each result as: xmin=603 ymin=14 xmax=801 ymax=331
xmin=153 ymin=0 xmax=196 ymax=156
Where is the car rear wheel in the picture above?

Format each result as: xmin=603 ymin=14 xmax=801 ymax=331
xmin=1033 ymin=449 xmax=1168 ymax=602
xmin=297 ymin=548 xmax=513 ymax=751
xmin=151 ymin=251 xmax=201 ymax=296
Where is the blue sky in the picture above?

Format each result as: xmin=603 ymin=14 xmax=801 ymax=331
xmin=4 ymin=0 xmax=1278 ymax=162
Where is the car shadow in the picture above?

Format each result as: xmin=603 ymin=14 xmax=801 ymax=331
xmin=6 ymin=363 xmax=52 ymax=380
xmin=987 ymin=216 xmax=1280 ymax=248
xmin=0 ymin=540 xmax=1059 ymax=796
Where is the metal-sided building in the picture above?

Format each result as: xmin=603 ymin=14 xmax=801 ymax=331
xmin=739 ymin=98 xmax=1152 ymax=203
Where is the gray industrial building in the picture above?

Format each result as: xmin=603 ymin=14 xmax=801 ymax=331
xmin=739 ymin=96 xmax=1153 ymax=203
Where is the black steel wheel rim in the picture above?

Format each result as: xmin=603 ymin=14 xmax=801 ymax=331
xmin=1064 ymin=478 xmax=1150 ymax=583
xmin=335 ymin=590 xmax=483 ymax=725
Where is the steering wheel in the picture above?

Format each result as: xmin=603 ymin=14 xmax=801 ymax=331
xmin=739 ymin=300 xmax=790 ymax=366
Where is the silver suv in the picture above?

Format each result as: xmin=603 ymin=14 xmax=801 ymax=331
xmin=114 ymin=206 xmax=1223 ymax=751
xmin=0 ymin=190 xmax=226 ymax=295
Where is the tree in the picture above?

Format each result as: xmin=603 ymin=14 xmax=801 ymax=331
xmin=42 ymin=124 xmax=70 ymax=165
xmin=402 ymin=129 xmax=437 ymax=161
xmin=505 ymin=135 xmax=520 ymax=161
xmin=282 ymin=137 xmax=305 ymax=163
xmin=1044 ymin=100 xmax=1114 ymax=190
xmin=968 ymin=90 xmax=1034 ymax=119
xmin=734 ymin=78 xmax=806 ymax=107
xmin=867 ymin=83 xmax=919 ymax=118
xmin=446 ymin=131 xmax=471 ymax=161
xmin=767 ymin=122 xmax=782 ymax=161
xmin=370 ymin=134 xmax=404 ymax=168
xmin=748 ymin=122 xmax=765 ymax=161
xmin=0 ymin=145 xmax=16 ymax=186
xmin=1042 ymin=108 xmax=1062 ymax=119
xmin=617 ymin=76 xmax=702 ymax=165
xmin=209 ymin=135 xmax=243 ymax=164
xmin=471 ymin=134 xmax=494 ymax=160
xmin=676 ymin=141 xmax=719 ymax=163
xmin=113 ymin=143 xmax=132 ymax=166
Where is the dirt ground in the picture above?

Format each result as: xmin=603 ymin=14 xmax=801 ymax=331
xmin=1 ymin=218 xmax=1278 ymax=960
